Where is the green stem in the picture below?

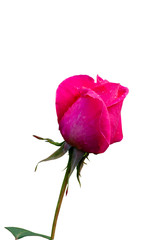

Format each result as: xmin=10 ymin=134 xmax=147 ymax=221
xmin=50 ymin=167 xmax=70 ymax=240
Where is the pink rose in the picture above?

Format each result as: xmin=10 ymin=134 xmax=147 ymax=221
xmin=56 ymin=75 xmax=128 ymax=154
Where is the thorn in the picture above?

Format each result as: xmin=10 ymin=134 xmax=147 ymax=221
xmin=66 ymin=186 xmax=69 ymax=196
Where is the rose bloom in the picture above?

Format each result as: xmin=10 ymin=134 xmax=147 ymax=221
xmin=56 ymin=75 xmax=128 ymax=154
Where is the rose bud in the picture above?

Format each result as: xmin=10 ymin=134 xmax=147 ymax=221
xmin=56 ymin=75 xmax=128 ymax=154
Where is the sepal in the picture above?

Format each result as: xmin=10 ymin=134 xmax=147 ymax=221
xmin=68 ymin=148 xmax=85 ymax=176
xmin=77 ymin=152 xmax=89 ymax=186
xmin=66 ymin=148 xmax=89 ymax=187
xmin=33 ymin=135 xmax=64 ymax=146
xmin=35 ymin=142 xmax=71 ymax=171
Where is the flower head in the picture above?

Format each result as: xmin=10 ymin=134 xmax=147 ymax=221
xmin=56 ymin=75 xmax=128 ymax=154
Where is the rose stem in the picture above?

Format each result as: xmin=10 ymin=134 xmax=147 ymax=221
xmin=50 ymin=166 xmax=70 ymax=240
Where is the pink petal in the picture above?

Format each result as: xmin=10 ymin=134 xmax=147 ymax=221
xmin=117 ymin=85 xmax=129 ymax=101
xmin=56 ymin=75 xmax=95 ymax=123
xmin=96 ymin=75 xmax=109 ymax=84
xmin=59 ymin=89 xmax=111 ymax=154
xmin=93 ymin=82 xmax=120 ymax=106
xmin=107 ymin=85 xmax=128 ymax=144
xmin=108 ymin=101 xmax=123 ymax=144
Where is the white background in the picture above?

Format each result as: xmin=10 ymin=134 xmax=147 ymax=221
xmin=0 ymin=0 xmax=159 ymax=240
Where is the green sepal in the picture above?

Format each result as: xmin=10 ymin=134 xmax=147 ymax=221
xmin=5 ymin=227 xmax=50 ymax=240
xmin=69 ymin=148 xmax=85 ymax=176
xmin=77 ymin=152 xmax=89 ymax=186
xmin=35 ymin=142 xmax=71 ymax=171
xmin=65 ymin=148 xmax=88 ymax=188
xmin=33 ymin=135 xmax=64 ymax=146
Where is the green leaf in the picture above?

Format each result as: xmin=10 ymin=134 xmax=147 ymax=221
xmin=33 ymin=135 xmax=64 ymax=146
xmin=35 ymin=142 xmax=71 ymax=171
xmin=5 ymin=227 xmax=50 ymax=239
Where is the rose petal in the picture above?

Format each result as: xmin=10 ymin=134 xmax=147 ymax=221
xmin=93 ymin=82 xmax=120 ymax=106
xmin=107 ymin=101 xmax=123 ymax=144
xmin=107 ymin=85 xmax=128 ymax=144
xmin=56 ymin=75 xmax=95 ymax=122
xmin=59 ymin=89 xmax=111 ymax=154
xmin=96 ymin=75 xmax=109 ymax=83
xmin=117 ymin=85 xmax=129 ymax=101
